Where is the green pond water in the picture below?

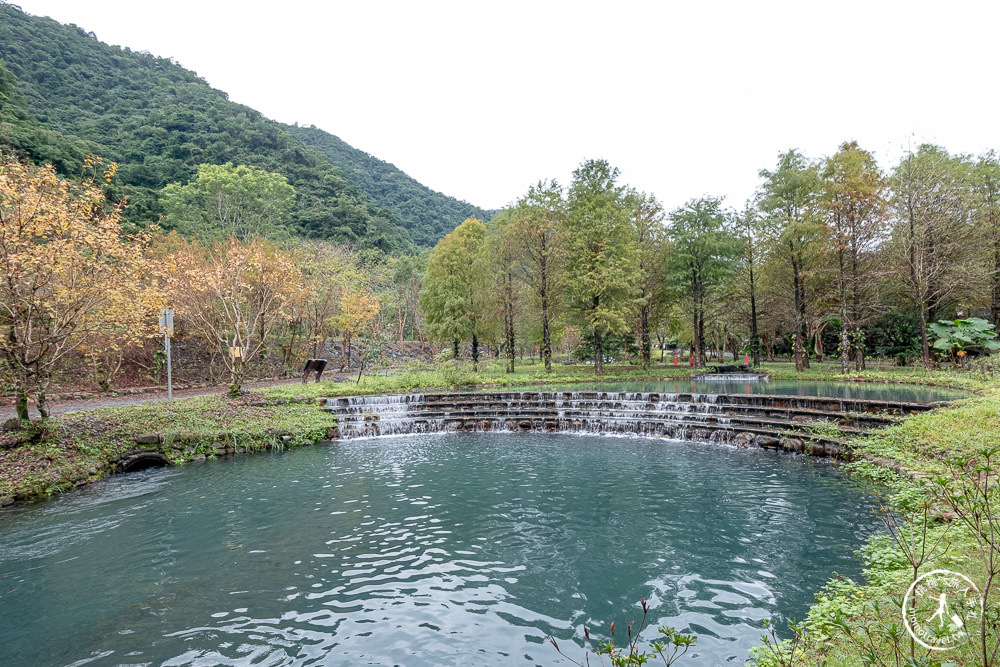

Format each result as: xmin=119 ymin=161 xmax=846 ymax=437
xmin=0 ymin=433 xmax=882 ymax=665
xmin=495 ymin=379 xmax=968 ymax=403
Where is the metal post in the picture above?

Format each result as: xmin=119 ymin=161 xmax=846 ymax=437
xmin=159 ymin=309 xmax=174 ymax=401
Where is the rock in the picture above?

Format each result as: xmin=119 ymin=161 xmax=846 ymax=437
xmin=2 ymin=418 xmax=23 ymax=432
xmin=0 ymin=497 xmax=13 ymax=508
xmin=314 ymin=397 xmax=328 ymax=405
xmin=756 ymin=435 xmax=781 ymax=448
xmin=192 ymin=454 xmax=207 ymax=463
xmin=780 ymin=437 xmax=804 ymax=452
xmin=135 ymin=433 xmax=161 ymax=445
xmin=325 ymin=427 xmax=339 ymax=440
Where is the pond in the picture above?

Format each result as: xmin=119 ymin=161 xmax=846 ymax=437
xmin=0 ymin=433 xmax=883 ymax=666
xmin=497 ymin=379 xmax=969 ymax=403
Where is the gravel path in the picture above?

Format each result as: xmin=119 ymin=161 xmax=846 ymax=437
xmin=0 ymin=377 xmax=334 ymax=420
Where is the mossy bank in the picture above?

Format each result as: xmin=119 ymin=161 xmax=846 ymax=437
xmin=0 ymin=393 xmax=335 ymax=504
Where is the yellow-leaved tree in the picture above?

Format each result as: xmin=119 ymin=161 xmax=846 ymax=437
xmin=174 ymin=236 xmax=303 ymax=395
xmin=0 ymin=155 xmax=158 ymax=420
xmin=332 ymin=289 xmax=380 ymax=371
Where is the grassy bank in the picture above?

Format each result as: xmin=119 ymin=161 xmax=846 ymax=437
xmin=0 ymin=393 xmax=334 ymax=501
xmin=750 ymin=384 xmax=1000 ymax=666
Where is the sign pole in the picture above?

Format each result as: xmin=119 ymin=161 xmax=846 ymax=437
xmin=159 ymin=309 xmax=174 ymax=401
xmin=165 ymin=335 xmax=173 ymax=401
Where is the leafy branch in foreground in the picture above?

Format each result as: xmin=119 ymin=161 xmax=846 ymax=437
xmin=550 ymin=598 xmax=696 ymax=666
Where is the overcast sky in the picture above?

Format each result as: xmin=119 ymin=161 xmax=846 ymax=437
xmin=10 ymin=0 xmax=1000 ymax=213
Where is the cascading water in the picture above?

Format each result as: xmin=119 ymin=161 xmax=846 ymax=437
xmin=325 ymin=390 xmax=933 ymax=455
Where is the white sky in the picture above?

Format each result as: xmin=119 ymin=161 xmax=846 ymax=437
xmin=10 ymin=0 xmax=1000 ymax=213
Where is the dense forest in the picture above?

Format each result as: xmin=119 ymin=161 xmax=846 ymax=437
xmin=0 ymin=2 xmax=483 ymax=251
xmin=423 ymin=145 xmax=1000 ymax=377
xmin=285 ymin=124 xmax=491 ymax=246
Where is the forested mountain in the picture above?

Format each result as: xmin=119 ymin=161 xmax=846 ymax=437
xmin=0 ymin=2 xmax=472 ymax=250
xmin=286 ymin=124 xmax=491 ymax=247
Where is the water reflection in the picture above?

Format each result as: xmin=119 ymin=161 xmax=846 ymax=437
xmin=496 ymin=379 xmax=968 ymax=402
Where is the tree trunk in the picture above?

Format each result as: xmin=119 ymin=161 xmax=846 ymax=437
xmin=15 ymin=389 xmax=29 ymax=421
xmin=504 ymin=269 xmax=515 ymax=374
xmin=541 ymin=259 xmax=552 ymax=374
xmin=792 ymin=256 xmax=805 ymax=372
xmin=749 ymin=263 xmax=760 ymax=368
xmin=471 ymin=333 xmax=480 ymax=373
xmin=640 ymin=303 xmax=651 ymax=369
xmin=919 ymin=303 xmax=931 ymax=366
xmin=839 ymin=247 xmax=851 ymax=374
xmin=594 ymin=332 xmax=603 ymax=376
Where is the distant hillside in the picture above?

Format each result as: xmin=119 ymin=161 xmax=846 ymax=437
xmin=0 ymin=3 xmax=413 ymax=251
xmin=286 ymin=124 xmax=491 ymax=246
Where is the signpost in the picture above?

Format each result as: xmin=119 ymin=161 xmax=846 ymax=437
xmin=158 ymin=309 xmax=174 ymax=400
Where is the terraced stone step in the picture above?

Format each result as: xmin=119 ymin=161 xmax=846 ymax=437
xmin=322 ymin=390 xmax=945 ymax=456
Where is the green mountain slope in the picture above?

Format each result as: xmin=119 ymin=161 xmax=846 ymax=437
xmin=0 ymin=3 xmax=414 ymax=251
xmin=286 ymin=124 xmax=492 ymax=246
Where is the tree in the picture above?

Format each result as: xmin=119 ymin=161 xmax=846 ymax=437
xmin=485 ymin=210 xmax=520 ymax=373
xmin=758 ymin=150 xmax=826 ymax=372
xmin=822 ymin=141 xmax=888 ymax=372
xmin=0 ymin=155 xmax=157 ymax=419
xmin=628 ymin=190 xmax=668 ymax=369
xmin=175 ymin=236 xmax=303 ymax=395
xmin=973 ymin=152 xmax=1000 ymax=326
xmin=420 ymin=217 xmax=489 ymax=370
xmin=665 ymin=197 xmax=741 ymax=367
xmin=889 ymin=145 xmax=977 ymax=365
xmin=732 ymin=203 xmax=763 ymax=367
xmin=161 ymin=162 xmax=296 ymax=242
xmin=331 ymin=290 xmax=381 ymax=371
xmin=511 ymin=180 xmax=565 ymax=373
xmin=564 ymin=160 xmax=638 ymax=375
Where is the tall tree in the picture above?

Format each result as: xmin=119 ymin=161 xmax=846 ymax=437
xmin=563 ymin=160 xmax=638 ymax=375
xmin=485 ymin=210 xmax=520 ymax=373
xmin=758 ymin=150 xmax=826 ymax=372
xmin=511 ymin=180 xmax=565 ymax=373
xmin=973 ymin=152 xmax=1000 ymax=326
xmin=420 ymin=217 xmax=489 ymax=370
xmin=732 ymin=203 xmax=764 ymax=367
xmin=890 ymin=145 xmax=977 ymax=365
xmin=628 ymin=190 xmax=668 ymax=369
xmin=822 ymin=141 xmax=888 ymax=372
xmin=665 ymin=197 xmax=741 ymax=367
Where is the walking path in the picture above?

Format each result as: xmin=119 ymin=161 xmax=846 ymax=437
xmin=0 ymin=377 xmax=327 ymax=420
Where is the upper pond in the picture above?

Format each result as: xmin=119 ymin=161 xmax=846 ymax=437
xmin=492 ymin=379 xmax=969 ymax=403
xmin=0 ymin=432 xmax=883 ymax=665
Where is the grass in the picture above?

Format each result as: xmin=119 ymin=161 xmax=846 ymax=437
xmin=0 ymin=392 xmax=335 ymax=500
xmin=750 ymin=380 xmax=1000 ymax=666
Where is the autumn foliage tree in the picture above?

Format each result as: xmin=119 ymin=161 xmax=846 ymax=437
xmin=332 ymin=290 xmax=380 ymax=371
xmin=0 ymin=154 xmax=157 ymax=420
xmin=174 ymin=236 xmax=303 ymax=395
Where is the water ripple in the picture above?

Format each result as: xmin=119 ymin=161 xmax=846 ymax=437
xmin=0 ymin=433 xmax=883 ymax=666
